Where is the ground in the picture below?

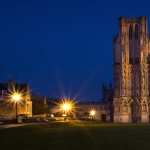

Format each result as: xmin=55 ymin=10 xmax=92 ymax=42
xmin=0 ymin=121 xmax=150 ymax=150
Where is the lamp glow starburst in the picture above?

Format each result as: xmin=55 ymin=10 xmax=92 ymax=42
xmin=58 ymin=98 xmax=76 ymax=117
xmin=90 ymin=110 xmax=96 ymax=117
xmin=10 ymin=92 xmax=22 ymax=103
xmin=7 ymin=85 xmax=24 ymax=122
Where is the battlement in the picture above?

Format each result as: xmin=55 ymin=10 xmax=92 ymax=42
xmin=119 ymin=16 xmax=147 ymax=24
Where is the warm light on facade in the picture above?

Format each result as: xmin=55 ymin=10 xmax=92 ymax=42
xmin=90 ymin=110 xmax=96 ymax=116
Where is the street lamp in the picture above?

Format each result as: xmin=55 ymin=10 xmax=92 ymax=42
xmin=90 ymin=109 xmax=96 ymax=120
xmin=61 ymin=102 xmax=72 ymax=114
xmin=61 ymin=101 xmax=73 ymax=116
xmin=10 ymin=92 xmax=22 ymax=122
xmin=58 ymin=99 xmax=76 ymax=120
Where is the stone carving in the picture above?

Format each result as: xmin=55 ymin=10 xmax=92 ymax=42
xmin=113 ymin=17 xmax=150 ymax=123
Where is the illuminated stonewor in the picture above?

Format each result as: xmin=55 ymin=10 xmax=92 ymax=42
xmin=113 ymin=16 xmax=150 ymax=123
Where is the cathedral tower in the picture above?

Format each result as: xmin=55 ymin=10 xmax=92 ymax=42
xmin=113 ymin=16 xmax=149 ymax=123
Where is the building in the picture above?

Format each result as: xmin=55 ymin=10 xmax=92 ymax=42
xmin=48 ymin=85 xmax=113 ymax=121
xmin=23 ymin=16 xmax=150 ymax=124
xmin=49 ymin=100 xmax=108 ymax=121
xmin=76 ymin=101 xmax=108 ymax=121
xmin=113 ymin=16 xmax=150 ymax=123
xmin=0 ymin=81 xmax=32 ymax=118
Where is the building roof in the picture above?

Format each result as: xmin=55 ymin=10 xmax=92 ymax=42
xmin=77 ymin=101 xmax=105 ymax=105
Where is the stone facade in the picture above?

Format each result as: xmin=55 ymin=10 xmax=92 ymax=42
xmin=49 ymin=101 xmax=108 ymax=121
xmin=113 ymin=16 xmax=150 ymax=123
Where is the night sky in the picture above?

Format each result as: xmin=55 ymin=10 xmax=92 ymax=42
xmin=0 ymin=0 xmax=150 ymax=101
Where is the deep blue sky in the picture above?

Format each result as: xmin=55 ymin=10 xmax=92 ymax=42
xmin=0 ymin=0 xmax=150 ymax=101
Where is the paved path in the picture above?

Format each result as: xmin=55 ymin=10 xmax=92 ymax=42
xmin=0 ymin=122 xmax=46 ymax=129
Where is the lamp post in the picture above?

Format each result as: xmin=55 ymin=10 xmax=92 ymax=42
xmin=90 ymin=110 xmax=96 ymax=120
xmin=62 ymin=102 xmax=72 ymax=116
xmin=59 ymin=99 xmax=75 ymax=121
xmin=10 ymin=92 xmax=22 ymax=122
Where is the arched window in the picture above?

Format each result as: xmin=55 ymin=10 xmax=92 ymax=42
xmin=135 ymin=24 xmax=139 ymax=39
xmin=129 ymin=25 xmax=133 ymax=40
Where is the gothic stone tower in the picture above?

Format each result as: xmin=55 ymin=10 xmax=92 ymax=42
xmin=113 ymin=16 xmax=150 ymax=123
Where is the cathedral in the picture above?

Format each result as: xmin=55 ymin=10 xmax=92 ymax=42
xmin=50 ymin=17 xmax=150 ymax=123
xmin=113 ymin=16 xmax=150 ymax=123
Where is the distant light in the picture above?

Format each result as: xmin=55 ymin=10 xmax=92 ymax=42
xmin=51 ymin=114 xmax=54 ymax=118
xmin=90 ymin=110 xmax=96 ymax=116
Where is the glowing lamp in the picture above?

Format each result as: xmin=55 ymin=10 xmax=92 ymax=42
xmin=11 ymin=92 xmax=22 ymax=103
xmin=90 ymin=110 xmax=96 ymax=116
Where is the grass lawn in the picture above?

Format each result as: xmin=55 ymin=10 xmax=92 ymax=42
xmin=0 ymin=121 xmax=150 ymax=150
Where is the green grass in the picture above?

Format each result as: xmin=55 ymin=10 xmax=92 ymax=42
xmin=1 ymin=121 xmax=150 ymax=150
